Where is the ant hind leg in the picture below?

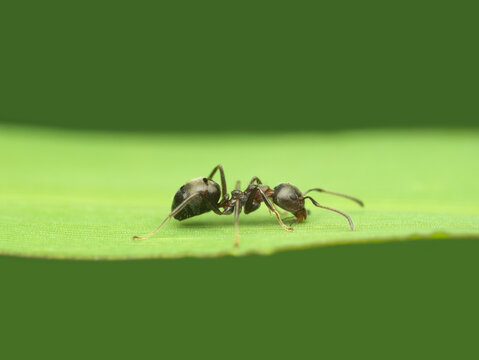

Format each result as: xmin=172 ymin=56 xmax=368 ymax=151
xmin=208 ymin=165 xmax=228 ymax=201
xmin=132 ymin=193 xmax=227 ymax=241
xmin=132 ymin=193 xmax=201 ymax=241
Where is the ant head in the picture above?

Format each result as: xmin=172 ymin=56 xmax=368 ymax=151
xmin=272 ymin=183 xmax=307 ymax=221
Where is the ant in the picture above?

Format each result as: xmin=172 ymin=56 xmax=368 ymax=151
xmin=132 ymin=165 xmax=364 ymax=247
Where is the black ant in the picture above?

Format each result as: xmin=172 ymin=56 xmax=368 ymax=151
xmin=132 ymin=165 xmax=364 ymax=247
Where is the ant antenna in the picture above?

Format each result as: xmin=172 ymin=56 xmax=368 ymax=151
xmin=304 ymin=188 xmax=364 ymax=207
xmin=304 ymin=196 xmax=355 ymax=231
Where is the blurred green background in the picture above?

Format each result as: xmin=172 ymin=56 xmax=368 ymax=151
xmin=1 ymin=1 xmax=478 ymax=357
xmin=1 ymin=0 xmax=477 ymax=132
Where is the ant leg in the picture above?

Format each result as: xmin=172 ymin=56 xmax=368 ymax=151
xmin=132 ymin=193 xmax=201 ymax=240
xmin=248 ymin=176 xmax=262 ymax=185
xmin=208 ymin=165 xmax=228 ymax=201
xmin=265 ymin=202 xmax=288 ymax=217
xmin=243 ymin=185 xmax=288 ymax=217
xmin=235 ymin=180 xmax=241 ymax=190
xmin=256 ymin=188 xmax=293 ymax=232
xmin=201 ymin=194 xmax=229 ymax=216
xmin=283 ymin=215 xmax=300 ymax=227
xmin=304 ymin=196 xmax=355 ymax=231
xmin=234 ymin=199 xmax=241 ymax=248
xmin=132 ymin=193 xmax=228 ymax=241
xmin=304 ymin=188 xmax=364 ymax=207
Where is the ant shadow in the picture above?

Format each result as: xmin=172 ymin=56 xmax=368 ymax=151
xmin=177 ymin=214 xmax=297 ymax=228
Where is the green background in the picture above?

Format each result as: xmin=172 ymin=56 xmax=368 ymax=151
xmin=1 ymin=0 xmax=477 ymax=132
xmin=1 ymin=0 xmax=478 ymax=357
xmin=2 ymin=240 xmax=479 ymax=358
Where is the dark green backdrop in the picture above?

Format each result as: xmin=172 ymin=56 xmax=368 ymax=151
xmin=2 ymin=240 xmax=478 ymax=358
xmin=1 ymin=1 xmax=477 ymax=132
xmin=1 ymin=1 xmax=478 ymax=357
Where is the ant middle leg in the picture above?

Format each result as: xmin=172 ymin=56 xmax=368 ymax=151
xmin=234 ymin=199 xmax=241 ymax=248
xmin=248 ymin=176 xmax=262 ymax=186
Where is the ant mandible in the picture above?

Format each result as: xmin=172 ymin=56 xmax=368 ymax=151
xmin=132 ymin=165 xmax=364 ymax=247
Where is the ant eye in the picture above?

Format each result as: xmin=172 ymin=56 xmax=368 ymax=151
xmin=289 ymin=194 xmax=297 ymax=200
xmin=180 ymin=185 xmax=186 ymax=193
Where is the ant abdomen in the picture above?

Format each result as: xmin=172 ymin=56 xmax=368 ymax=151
xmin=172 ymin=177 xmax=221 ymax=220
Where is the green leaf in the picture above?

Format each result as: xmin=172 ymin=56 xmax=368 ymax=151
xmin=1 ymin=126 xmax=478 ymax=259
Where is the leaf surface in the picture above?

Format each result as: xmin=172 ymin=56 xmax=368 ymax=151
xmin=1 ymin=126 xmax=478 ymax=259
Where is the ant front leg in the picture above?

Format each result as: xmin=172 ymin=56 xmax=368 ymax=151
xmin=283 ymin=214 xmax=301 ymax=227
xmin=259 ymin=189 xmax=294 ymax=232
xmin=272 ymin=203 xmax=290 ymax=218
xmin=246 ymin=186 xmax=293 ymax=232
xmin=247 ymin=177 xmax=289 ymax=216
